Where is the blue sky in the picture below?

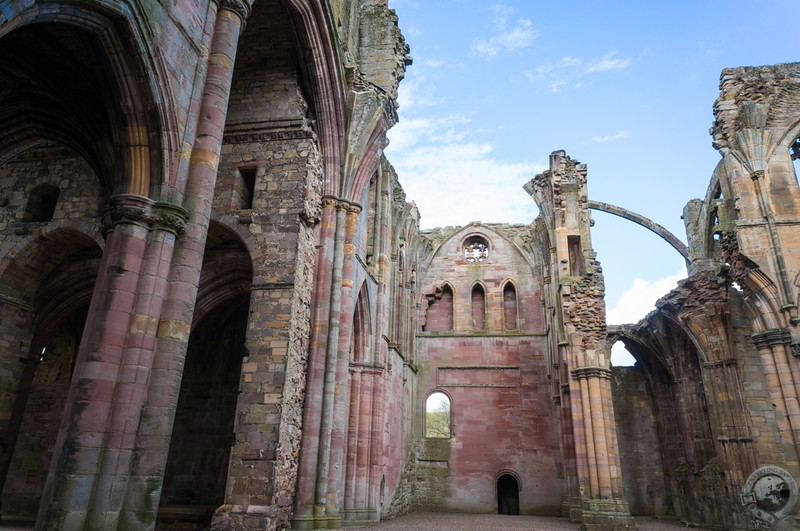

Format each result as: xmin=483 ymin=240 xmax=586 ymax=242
xmin=384 ymin=1 xmax=797 ymax=362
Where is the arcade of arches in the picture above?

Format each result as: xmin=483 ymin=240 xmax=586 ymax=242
xmin=1 ymin=2 xmax=800 ymax=530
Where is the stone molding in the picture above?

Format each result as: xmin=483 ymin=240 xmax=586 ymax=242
xmin=222 ymin=123 xmax=314 ymax=144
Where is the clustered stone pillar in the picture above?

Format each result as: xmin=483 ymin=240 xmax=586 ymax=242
xmin=328 ymin=203 xmax=362 ymax=521
xmin=37 ymin=195 xmax=186 ymax=530
xmin=569 ymin=356 xmax=630 ymax=528
xmin=527 ymin=151 xmax=634 ymax=530
xmin=35 ymin=1 xmax=249 ymax=529
xmin=751 ymin=328 xmax=800 ymax=470
xmin=295 ymin=198 xmax=362 ymax=529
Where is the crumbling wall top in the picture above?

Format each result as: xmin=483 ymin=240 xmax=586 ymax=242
xmin=711 ymin=62 xmax=800 ymax=152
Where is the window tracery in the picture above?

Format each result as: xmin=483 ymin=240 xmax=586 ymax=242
xmin=463 ymin=235 xmax=489 ymax=262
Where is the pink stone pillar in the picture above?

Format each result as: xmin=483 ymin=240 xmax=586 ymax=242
xmin=36 ymin=194 xmax=164 ymax=530
xmin=123 ymin=0 xmax=249 ymax=526
xmin=294 ymin=198 xmax=338 ymax=529
xmin=312 ymin=202 xmax=347 ymax=528
xmin=327 ymin=204 xmax=361 ymax=520
xmin=343 ymin=369 xmax=362 ymax=514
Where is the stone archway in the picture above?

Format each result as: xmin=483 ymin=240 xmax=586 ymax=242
xmin=0 ymin=228 xmax=101 ymax=521
xmin=497 ymin=474 xmax=520 ymax=515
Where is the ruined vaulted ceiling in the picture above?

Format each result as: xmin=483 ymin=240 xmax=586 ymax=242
xmin=0 ymin=23 xmax=118 ymax=185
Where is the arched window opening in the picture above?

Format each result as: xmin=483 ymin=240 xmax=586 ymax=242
xmin=160 ymin=299 xmax=248 ymax=515
xmin=351 ymin=286 xmax=370 ymax=363
xmin=425 ymin=391 xmax=451 ymax=438
xmin=24 ymin=184 xmax=59 ymax=222
xmin=497 ymin=474 xmax=520 ymax=515
xmin=366 ymin=171 xmax=379 ymax=265
xmin=471 ymin=284 xmax=486 ymax=330
xmin=610 ymin=341 xmax=636 ymax=367
xmin=792 ymin=137 xmax=799 ymax=183
xmin=424 ymin=284 xmax=454 ymax=331
xmin=463 ymin=235 xmax=489 ymax=262
xmin=503 ymin=282 xmax=518 ymax=330
xmin=1 ymin=308 xmax=87 ymax=521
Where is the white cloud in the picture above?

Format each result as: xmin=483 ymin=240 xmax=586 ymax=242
xmin=586 ymin=51 xmax=632 ymax=73
xmin=548 ymin=80 xmax=567 ymax=93
xmin=606 ymin=267 xmax=687 ymax=325
xmin=589 ymin=130 xmax=630 ymax=143
xmin=611 ymin=343 xmax=636 ymax=366
xmin=559 ymin=56 xmax=582 ymax=67
xmin=386 ymin=114 xmax=544 ymax=229
xmin=489 ymin=2 xmax=515 ymax=30
xmin=607 ymin=266 xmax=687 ymax=366
xmin=424 ymin=58 xmax=445 ymax=68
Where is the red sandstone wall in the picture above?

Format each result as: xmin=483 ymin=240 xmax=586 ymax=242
xmin=413 ymin=224 xmax=562 ymax=515
xmin=611 ymin=366 xmax=669 ymax=516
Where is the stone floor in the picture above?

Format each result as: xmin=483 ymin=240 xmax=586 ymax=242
xmin=354 ymin=512 xmax=690 ymax=530
xmin=0 ymin=513 xmax=692 ymax=530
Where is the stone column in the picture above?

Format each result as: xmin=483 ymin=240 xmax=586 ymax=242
xmin=36 ymin=194 xmax=185 ymax=530
xmin=122 ymin=1 xmax=249 ymax=528
xmin=751 ymin=328 xmax=800 ymax=470
xmin=327 ymin=203 xmax=361 ymax=522
xmin=294 ymin=198 xmax=350 ymax=529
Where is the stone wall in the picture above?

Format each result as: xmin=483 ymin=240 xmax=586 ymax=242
xmin=611 ymin=366 xmax=669 ymax=517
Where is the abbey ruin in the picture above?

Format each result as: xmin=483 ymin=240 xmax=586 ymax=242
xmin=1 ymin=1 xmax=799 ymax=530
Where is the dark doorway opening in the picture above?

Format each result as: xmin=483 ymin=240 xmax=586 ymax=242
xmin=497 ymin=474 xmax=520 ymax=515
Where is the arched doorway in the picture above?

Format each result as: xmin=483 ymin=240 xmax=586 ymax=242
xmin=158 ymin=221 xmax=252 ymax=527
xmin=0 ymin=228 xmax=102 ymax=521
xmin=497 ymin=474 xmax=519 ymax=515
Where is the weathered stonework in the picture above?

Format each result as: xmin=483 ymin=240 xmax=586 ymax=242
xmin=2 ymin=2 xmax=800 ymax=530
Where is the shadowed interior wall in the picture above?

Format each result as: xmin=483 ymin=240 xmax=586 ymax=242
xmin=159 ymin=300 xmax=248 ymax=509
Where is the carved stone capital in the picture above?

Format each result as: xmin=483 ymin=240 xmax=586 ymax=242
xmin=571 ymin=366 xmax=612 ymax=380
xmin=750 ymin=169 xmax=765 ymax=181
xmin=103 ymin=195 xmax=188 ymax=237
xmin=751 ymin=327 xmax=792 ymax=349
xmin=151 ymin=201 xmax=189 ymax=235
xmin=103 ymin=194 xmax=154 ymax=236
xmin=321 ymin=196 xmax=339 ymax=210
xmin=218 ymin=0 xmax=251 ymax=23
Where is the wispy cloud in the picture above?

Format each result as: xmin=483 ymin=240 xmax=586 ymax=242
xmin=396 ymin=76 xmax=441 ymax=112
xmin=520 ymin=51 xmax=634 ymax=93
xmin=472 ymin=4 xmax=538 ymax=59
xmin=586 ymin=51 xmax=632 ymax=73
xmin=589 ymin=130 xmax=630 ymax=143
